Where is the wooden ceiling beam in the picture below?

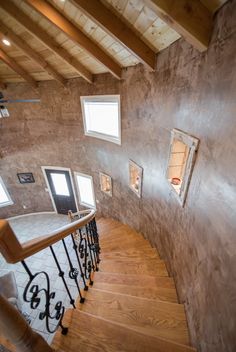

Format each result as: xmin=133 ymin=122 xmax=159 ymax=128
xmin=0 ymin=23 xmax=67 ymax=87
xmin=71 ymin=0 xmax=156 ymax=70
xmin=0 ymin=49 xmax=38 ymax=88
xmin=25 ymin=0 xmax=122 ymax=79
xmin=144 ymin=0 xmax=213 ymax=52
xmin=0 ymin=0 xmax=93 ymax=83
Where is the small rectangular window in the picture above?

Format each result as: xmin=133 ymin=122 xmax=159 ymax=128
xmin=0 ymin=177 xmax=13 ymax=207
xmin=81 ymin=95 xmax=121 ymax=145
xmin=74 ymin=172 xmax=96 ymax=208
xmin=166 ymin=129 xmax=199 ymax=206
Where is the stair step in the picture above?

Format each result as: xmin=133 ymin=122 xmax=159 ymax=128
xmin=78 ymin=288 xmax=190 ymax=345
xmin=100 ymin=247 xmax=160 ymax=260
xmin=95 ymin=271 xmax=174 ymax=286
xmin=99 ymin=258 xmax=168 ymax=276
xmin=93 ymin=282 xmax=178 ymax=303
xmin=101 ymin=240 xmax=154 ymax=252
xmin=53 ymin=309 xmax=196 ymax=352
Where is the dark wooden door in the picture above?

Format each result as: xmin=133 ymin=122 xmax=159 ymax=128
xmin=45 ymin=169 xmax=77 ymax=214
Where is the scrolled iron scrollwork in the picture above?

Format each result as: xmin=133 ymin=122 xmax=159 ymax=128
xmin=22 ymin=263 xmax=68 ymax=335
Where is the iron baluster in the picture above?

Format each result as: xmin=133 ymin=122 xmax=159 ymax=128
xmin=61 ymin=238 xmax=85 ymax=303
xmin=78 ymin=228 xmax=93 ymax=285
xmin=85 ymin=224 xmax=97 ymax=272
xmin=21 ymin=260 xmax=68 ymax=335
xmin=70 ymin=233 xmax=88 ymax=291
xmin=49 ymin=245 xmax=76 ymax=308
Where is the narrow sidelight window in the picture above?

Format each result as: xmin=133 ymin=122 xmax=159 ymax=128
xmin=74 ymin=172 xmax=96 ymax=208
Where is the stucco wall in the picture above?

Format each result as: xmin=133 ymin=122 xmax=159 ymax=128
xmin=0 ymin=1 xmax=236 ymax=351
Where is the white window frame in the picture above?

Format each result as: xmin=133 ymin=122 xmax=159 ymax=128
xmin=166 ymin=129 xmax=199 ymax=206
xmin=80 ymin=95 xmax=121 ymax=145
xmin=0 ymin=176 xmax=13 ymax=208
xmin=74 ymin=172 xmax=96 ymax=209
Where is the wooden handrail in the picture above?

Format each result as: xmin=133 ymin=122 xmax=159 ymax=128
xmin=0 ymin=209 xmax=96 ymax=264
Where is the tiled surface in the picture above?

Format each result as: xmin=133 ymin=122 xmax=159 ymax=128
xmin=0 ymin=214 xmax=84 ymax=344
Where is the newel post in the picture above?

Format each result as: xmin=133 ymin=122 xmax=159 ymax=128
xmin=0 ymin=294 xmax=54 ymax=352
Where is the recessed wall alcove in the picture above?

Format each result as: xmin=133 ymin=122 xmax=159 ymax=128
xmin=0 ymin=1 xmax=236 ymax=351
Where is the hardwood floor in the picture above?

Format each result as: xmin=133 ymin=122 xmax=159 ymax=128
xmin=52 ymin=217 xmax=197 ymax=352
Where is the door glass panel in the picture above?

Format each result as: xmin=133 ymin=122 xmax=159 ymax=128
xmin=51 ymin=173 xmax=70 ymax=196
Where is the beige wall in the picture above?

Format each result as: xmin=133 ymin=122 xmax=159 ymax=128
xmin=0 ymin=1 xmax=236 ymax=351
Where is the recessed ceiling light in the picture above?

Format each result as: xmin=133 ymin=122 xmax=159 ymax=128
xmin=2 ymin=39 xmax=11 ymax=46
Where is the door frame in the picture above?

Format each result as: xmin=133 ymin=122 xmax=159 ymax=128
xmin=41 ymin=166 xmax=79 ymax=213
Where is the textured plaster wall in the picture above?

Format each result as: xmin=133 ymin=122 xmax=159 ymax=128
xmin=0 ymin=1 xmax=236 ymax=351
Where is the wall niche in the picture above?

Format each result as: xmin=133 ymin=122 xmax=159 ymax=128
xmin=129 ymin=160 xmax=143 ymax=198
xmin=166 ymin=129 xmax=199 ymax=206
xmin=99 ymin=172 xmax=112 ymax=197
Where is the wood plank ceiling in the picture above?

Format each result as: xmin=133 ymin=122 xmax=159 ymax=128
xmin=0 ymin=0 xmax=229 ymax=86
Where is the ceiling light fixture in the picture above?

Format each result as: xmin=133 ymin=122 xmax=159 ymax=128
xmin=2 ymin=39 xmax=11 ymax=46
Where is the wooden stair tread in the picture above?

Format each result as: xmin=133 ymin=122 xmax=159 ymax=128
xmin=93 ymin=282 xmax=178 ymax=303
xmin=101 ymin=241 xmax=154 ymax=252
xmin=100 ymin=247 xmax=160 ymax=260
xmin=99 ymin=259 xmax=168 ymax=276
xmin=95 ymin=271 xmax=175 ymax=286
xmin=77 ymin=288 xmax=190 ymax=345
xmin=52 ymin=309 xmax=196 ymax=352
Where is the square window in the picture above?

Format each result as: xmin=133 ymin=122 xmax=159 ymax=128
xmin=74 ymin=172 xmax=96 ymax=208
xmin=0 ymin=176 xmax=13 ymax=207
xmin=99 ymin=172 xmax=112 ymax=196
xmin=81 ymin=95 xmax=121 ymax=145
xmin=129 ymin=160 xmax=143 ymax=198
xmin=166 ymin=129 xmax=199 ymax=206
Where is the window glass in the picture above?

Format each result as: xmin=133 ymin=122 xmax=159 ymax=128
xmin=0 ymin=177 xmax=13 ymax=207
xmin=81 ymin=95 xmax=121 ymax=144
xmin=75 ymin=173 xmax=95 ymax=207
xmin=51 ymin=173 xmax=70 ymax=196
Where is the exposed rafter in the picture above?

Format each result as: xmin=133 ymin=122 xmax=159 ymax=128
xmin=144 ymin=0 xmax=213 ymax=52
xmin=0 ymin=0 xmax=93 ymax=83
xmin=0 ymin=49 xmax=37 ymax=88
xmin=25 ymin=0 xmax=122 ymax=79
xmin=71 ymin=0 xmax=156 ymax=70
xmin=0 ymin=79 xmax=6 ymax=90
xmin=0 ymin=23 xmax=67 ymax=87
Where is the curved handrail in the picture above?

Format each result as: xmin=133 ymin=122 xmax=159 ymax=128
xmin=0 ymin=209 xmax=96 ymax=264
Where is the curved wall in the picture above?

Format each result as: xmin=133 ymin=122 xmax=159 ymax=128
xmin=0 ymin=2 xmax=236 ymax=351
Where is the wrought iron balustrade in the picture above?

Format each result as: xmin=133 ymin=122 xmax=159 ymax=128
xmin=0 ymin=209 xmax=100 ymax=337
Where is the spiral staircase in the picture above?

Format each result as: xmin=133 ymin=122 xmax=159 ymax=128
xmin=52 ymin=217 xmax=197 ymax=352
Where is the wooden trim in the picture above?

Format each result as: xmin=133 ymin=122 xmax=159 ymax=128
xmin=0 ymin=294 xmax=53 ymax=352
xmin=145 ymin=0 xmax=213 ymax=52
xmin=0 ymin=23 xmax=67 ymax=86
xmin=0 ymin=49 xmax=37 ymax=88
xmin=71 ymin=0 xmax=156 ymax=70
xmin=0 ymin=0 xmax=93 ymax=83
xmin=25 ymin=0 xmax=122 ymax=79
xmin=0 ymin=209 xmax=96 ymax=263
xmin=0 ymin=79 xmax=7 ymax=90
